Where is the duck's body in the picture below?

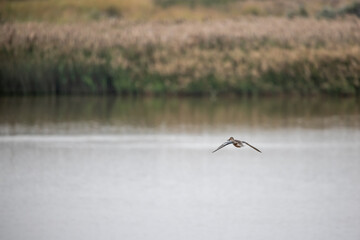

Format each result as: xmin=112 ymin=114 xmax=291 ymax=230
xmin=213 ymin=137 xmax=261 ymax=153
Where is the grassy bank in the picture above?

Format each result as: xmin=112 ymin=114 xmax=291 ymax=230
xmin=1 ymin=18 xmax=360 ymax=95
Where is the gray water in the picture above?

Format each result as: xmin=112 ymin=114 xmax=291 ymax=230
xmin=0 ymin=97 xmax=360 ymax=240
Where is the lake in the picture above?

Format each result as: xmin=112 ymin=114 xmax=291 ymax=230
xmin=0 ymin=96 xmax=360 ymax=240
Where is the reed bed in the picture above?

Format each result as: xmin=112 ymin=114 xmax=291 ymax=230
xmin=1 ymin=17 xmax=360 ymax=95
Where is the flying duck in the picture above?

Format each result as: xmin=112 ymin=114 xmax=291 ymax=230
xmin=213 ymin=137 xmax=261 ymax=153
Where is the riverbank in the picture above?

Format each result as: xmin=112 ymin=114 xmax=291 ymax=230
xmin=1 ymin=18 xmax=360 ymax=95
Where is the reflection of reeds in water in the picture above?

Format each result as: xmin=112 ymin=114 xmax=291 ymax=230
xmin=1 ymin=18 xmax=360 ymax=95
xmin=0 ymin=97 xmax=359 ymax=134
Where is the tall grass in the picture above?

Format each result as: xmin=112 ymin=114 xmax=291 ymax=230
xmin=1 ymin=18 xmax=360 ymax=95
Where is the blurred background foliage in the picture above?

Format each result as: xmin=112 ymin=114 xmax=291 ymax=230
xmin=0 ymin=0 xmax=360 ymax=96
xmin=1 ymin=0 xmax=359 ymax=22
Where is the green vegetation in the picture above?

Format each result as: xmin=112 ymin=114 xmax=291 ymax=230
xmin=287 ymin=5 xmax=308 ymax=19
xmin=154 ymin=0 xmax=237 ymax=7
xmin=0 ymin=0 xmax=360 ymax=96
xmin=339 ymin=2 xmax=360 ymax=17
xmin=317 ymin=2 xmax=360 ymax=19
xmin=1 ymin=18 xmax=360 ymax=96
xmin=1 ymin=0 xmax=359 ymax=22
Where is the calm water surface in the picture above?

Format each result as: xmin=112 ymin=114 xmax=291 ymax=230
xmin=0 ymin=97 xmax=360 ymax=240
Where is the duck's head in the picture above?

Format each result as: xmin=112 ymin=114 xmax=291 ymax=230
xmin=228 ymin=137 xmax=234 ymax=141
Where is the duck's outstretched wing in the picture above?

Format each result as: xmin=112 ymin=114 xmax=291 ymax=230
xmin=212 ymin=141 xmax=232 ymax=153
xmin=242 ymin=141 xmax=262 ymax=153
